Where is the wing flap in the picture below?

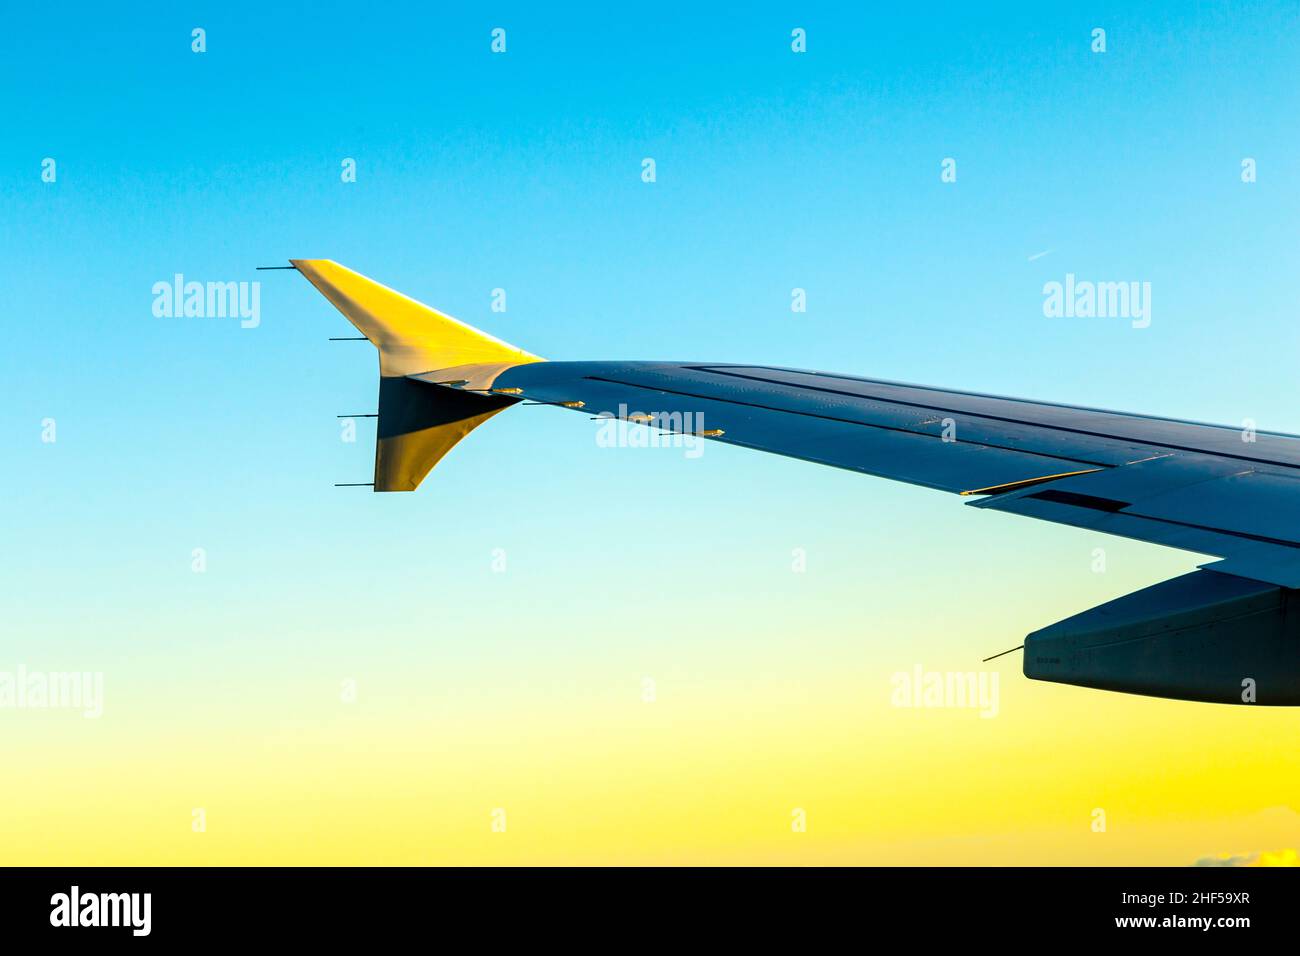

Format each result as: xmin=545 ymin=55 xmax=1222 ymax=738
xmin=970 ymin=458 xmax=1300 ymax=587
xmin=1126 ymin=470 xmax=1300 ymax=543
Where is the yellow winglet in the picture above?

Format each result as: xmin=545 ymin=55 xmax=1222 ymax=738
xmin=292 ymin=260 xmax=545 ymax=491
xmin=291 ymin=259 xmax=542 ymax=375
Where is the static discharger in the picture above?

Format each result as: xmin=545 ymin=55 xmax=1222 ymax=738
xmin=697 ymin=428 xmax=726 ymax=438
xmin=492 ymin=387 xmax=524 ymax=395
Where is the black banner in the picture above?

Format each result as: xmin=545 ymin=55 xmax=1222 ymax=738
xmin=0 ymin=866 xmax=1289 ymax=941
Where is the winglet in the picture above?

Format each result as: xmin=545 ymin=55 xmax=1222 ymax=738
xmin=291 ymin=259 xmax=542 ymax=374
xmin=292 ymin=259 xmax=544 ymax=491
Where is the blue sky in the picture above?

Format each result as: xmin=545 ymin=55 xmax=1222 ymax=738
xmin=2 ymin=2 xmax=1299 ymax=864
xmin=4 ymin=0 xmax=1297 ymax=666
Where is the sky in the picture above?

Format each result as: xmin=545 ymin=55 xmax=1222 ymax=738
xmin=2 ymin=1 xmax=1299 ymax=865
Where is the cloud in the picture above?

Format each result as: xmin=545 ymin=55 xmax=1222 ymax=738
xmin=1194 ymin=848 xmax=1298 ymax=867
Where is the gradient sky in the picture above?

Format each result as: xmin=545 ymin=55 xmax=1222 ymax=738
xmin=2 ymin=2 xmax=1299 ymax=865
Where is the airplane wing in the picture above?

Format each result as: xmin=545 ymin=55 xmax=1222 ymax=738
xmin=294 ymin=258 xmax=1300 ymax=589
xmin=293 ymin=259 xmax=1300 ymax=704
xmin=471 ymin=360 xmax=1300 ymax=590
